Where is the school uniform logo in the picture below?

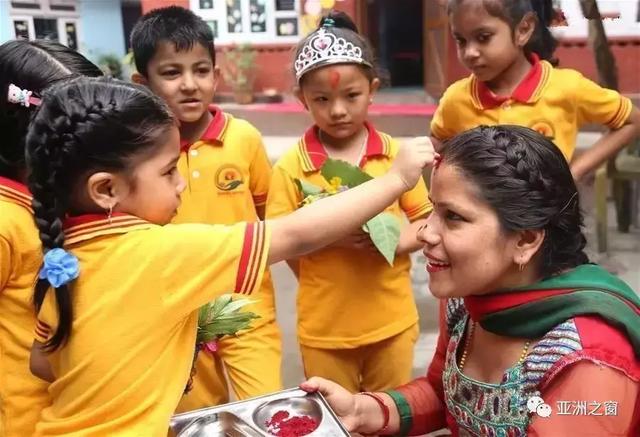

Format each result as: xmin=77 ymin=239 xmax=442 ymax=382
xmin=529 ymin=120 xmax=555 ymax=139
xmin=215 ymin=164 xmax=244 ymax=191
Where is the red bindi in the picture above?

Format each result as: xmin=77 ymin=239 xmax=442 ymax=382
xmin=329 ymin=70 xmax=341 ymax=89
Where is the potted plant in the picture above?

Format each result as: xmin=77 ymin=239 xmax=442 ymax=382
xmin=221 ymin=43 xmax=257 ymax=104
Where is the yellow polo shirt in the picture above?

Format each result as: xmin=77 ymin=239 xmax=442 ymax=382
xmin=0 ymin=177 xmax=50 ymax=437
xmin=34 ymin=214 xmax=269 ymax=436
xmin=431 ymin=54 xmax=633 ymax=161
xmin=173 ymin=107 xmax=275 ymax=326
xmin=267 ymin=123 xmax=432 ymax=349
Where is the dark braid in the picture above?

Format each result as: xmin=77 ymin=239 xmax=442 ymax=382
xmin=442 ymin=125 xmax=588 ymax=278
xmin=26 ymin=77 xmax=174 ymax=351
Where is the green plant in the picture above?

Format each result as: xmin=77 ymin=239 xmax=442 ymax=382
xmin=295 ymin=159 xmax=402 ymax=266
xmin=97 ymin=53 xmax=123 ymax=79
xmin=221 ymin=43 xmax=257 ymax=91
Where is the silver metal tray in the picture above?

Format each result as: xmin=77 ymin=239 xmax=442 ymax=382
xmin=170 ymin=388 xmax=350 ymax=437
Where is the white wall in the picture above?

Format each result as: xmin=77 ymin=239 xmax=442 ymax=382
xmin=554 ymin=0 xmax=640 ymax=38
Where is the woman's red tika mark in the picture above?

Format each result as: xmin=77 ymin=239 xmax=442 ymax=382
xmin=329 ymin=70 xmax=341 ymax=89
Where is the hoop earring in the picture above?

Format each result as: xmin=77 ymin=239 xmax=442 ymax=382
xmin=518 ymin=262 xmax=525 ymax=272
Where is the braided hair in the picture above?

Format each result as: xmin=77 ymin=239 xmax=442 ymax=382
xmin=448 ymin=0 xmax=558 ymax=65
xmin=441 ymin=125 xmax=588 ymax=278
xmin=25 ymin=77 xmax=175 ymax=351
xmin=0 ymin=40 xmax=102 ymax=181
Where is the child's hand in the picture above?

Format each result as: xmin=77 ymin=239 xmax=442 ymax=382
xmin=330 ymin=229 xmax=377 ymax=253
xmin=391 ymin=136 xmax=437 ymax=190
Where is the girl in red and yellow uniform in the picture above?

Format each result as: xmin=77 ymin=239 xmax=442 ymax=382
xmin=0 ymin=40 xmax=102 ymax=437
xmin=432 ymin=0 xmax=640 ymax=180
xmin=267 ymin=11 xmax=433 ymax=393
xmin=26 ymin=76 xmax=435 ymax=435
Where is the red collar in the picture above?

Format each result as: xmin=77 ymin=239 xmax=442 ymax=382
xmin=298 ymin=122 xmax=392 ymax=172
xmin=179 ymin=105 xmax=230 ymax=152
xmin=0 ymin=176 xmax=32 ymax=212
xmin=471 ymin=54 xmax=550 ymax=109
xmin=63 ymin=213 xmax=152 ymax=246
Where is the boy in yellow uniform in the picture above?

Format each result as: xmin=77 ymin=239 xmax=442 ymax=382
xmin=130 ymin=6 xmax=281 ymax=408
xmin=434 ymin=0 xmax=639 ymax=179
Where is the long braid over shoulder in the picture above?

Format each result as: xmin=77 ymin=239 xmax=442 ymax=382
xmin=441 ymin=125 xmax=588 ymax=278
xmin=26 ymin=77 xmax=175 ymax=350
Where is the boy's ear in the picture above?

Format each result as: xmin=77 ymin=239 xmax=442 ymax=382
xmin=131 ymin=72 xmax=148 ymax=85
xmin=294 ymin=87 xmax=308 ymax=110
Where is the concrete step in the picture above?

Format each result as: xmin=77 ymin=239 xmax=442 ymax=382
xmin=219 ymin=102 xmax=435 ymax=137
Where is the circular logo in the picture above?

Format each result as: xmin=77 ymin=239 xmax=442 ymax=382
xmin=215 ymin=165 xmax=244 ymax=191
xmin=530 ymin=120 xmax=555 ymax=139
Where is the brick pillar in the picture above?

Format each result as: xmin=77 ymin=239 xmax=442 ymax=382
xmin=140 ymin=0 xmax=189 ymax=14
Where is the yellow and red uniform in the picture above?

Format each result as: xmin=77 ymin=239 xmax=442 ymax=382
xmin=34 ymin=214 xmax=269 ymax=436
xmin=431 ymin=54 xmax=633 ymax=161
xmin=0 ymin=176 xmax=50 ymax=436
xmin=173 ymin=107 xmax=282 ymax=412
xmin=267 ymin=123 xmax=431 ymax=392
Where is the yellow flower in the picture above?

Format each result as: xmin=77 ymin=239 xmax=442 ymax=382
xmin=326 ymin=176 xmax=343 ymax=194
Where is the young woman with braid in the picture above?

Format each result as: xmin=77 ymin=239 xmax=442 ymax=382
xmin=303 ymin=126 xmax=640 ymax=436
xmin=0 ymin=40 xmax=102 ymax=437
xmin=24 ymin=77 xmax=434 ymax=435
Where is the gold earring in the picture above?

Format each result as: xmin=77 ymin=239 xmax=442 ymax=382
xmin=518 ymin=260 xmax=526 ymax=272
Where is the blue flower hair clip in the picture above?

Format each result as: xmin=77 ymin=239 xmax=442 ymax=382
xmin=39 ymin=248 xmax=80 ymax=288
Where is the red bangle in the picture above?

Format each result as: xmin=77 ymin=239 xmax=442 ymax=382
xmin=358 ymin=392 xmax=390 ymax=435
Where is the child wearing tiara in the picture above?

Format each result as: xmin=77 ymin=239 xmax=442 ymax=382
xmin=0 ymin=40 xmax=102 ymax=437
xmin=431 ymin=0 xmax=640 ymax=179
xmin=130 ymin=6 xmax=283 ymax=410
xmin=267 ymin=11 xmax=433 ymax=394
xmin=26 ymin=76 xmax=434 ymax=434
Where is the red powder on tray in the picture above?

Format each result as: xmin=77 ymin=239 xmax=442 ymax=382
xmin=266 ymin=410 xmax=319 ymax=436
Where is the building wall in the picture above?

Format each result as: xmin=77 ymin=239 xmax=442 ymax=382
xmin=141 ymin=0 xmax=189 ymax=14
xmin=0 ymin=0 xmax=11 ymax=44
xmin=79 ymin=0 xmax=126 ymax=60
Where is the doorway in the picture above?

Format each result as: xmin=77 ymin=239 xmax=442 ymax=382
xmin=366 ymin=0 xmax=424 ymax=87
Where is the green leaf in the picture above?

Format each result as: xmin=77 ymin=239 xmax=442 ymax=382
xmin=365 ymin=212 xmax=401 ymax=266
xmin=321 ymin=159 xmax=372 ymax=188
xmin=196 ymin=294 xmax=261 ymax=344
xmin=294 ymin=179 xmax=323 ymax=197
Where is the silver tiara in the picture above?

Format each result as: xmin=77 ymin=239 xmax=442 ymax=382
xmin=294 ymin=28 xmax=371 ymax=82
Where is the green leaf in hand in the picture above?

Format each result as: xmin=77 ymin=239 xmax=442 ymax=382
xmin=196 ymin=294 xmax=260 ymax=344
xmin=364 ymin=212 xmax=401 ymax=266
xmin=294 ymin=179 xmax=323 ymax=197
xmin=321 ymin=159 xmax=372 ymax=188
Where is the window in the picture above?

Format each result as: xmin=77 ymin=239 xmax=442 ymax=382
xmin=191 ymin=0 xmax=300 ymax=44
xmin=34 ymin=18 xmax=58 ymax=40
xmin=10 ymin=0 xmax=80 ymax=47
